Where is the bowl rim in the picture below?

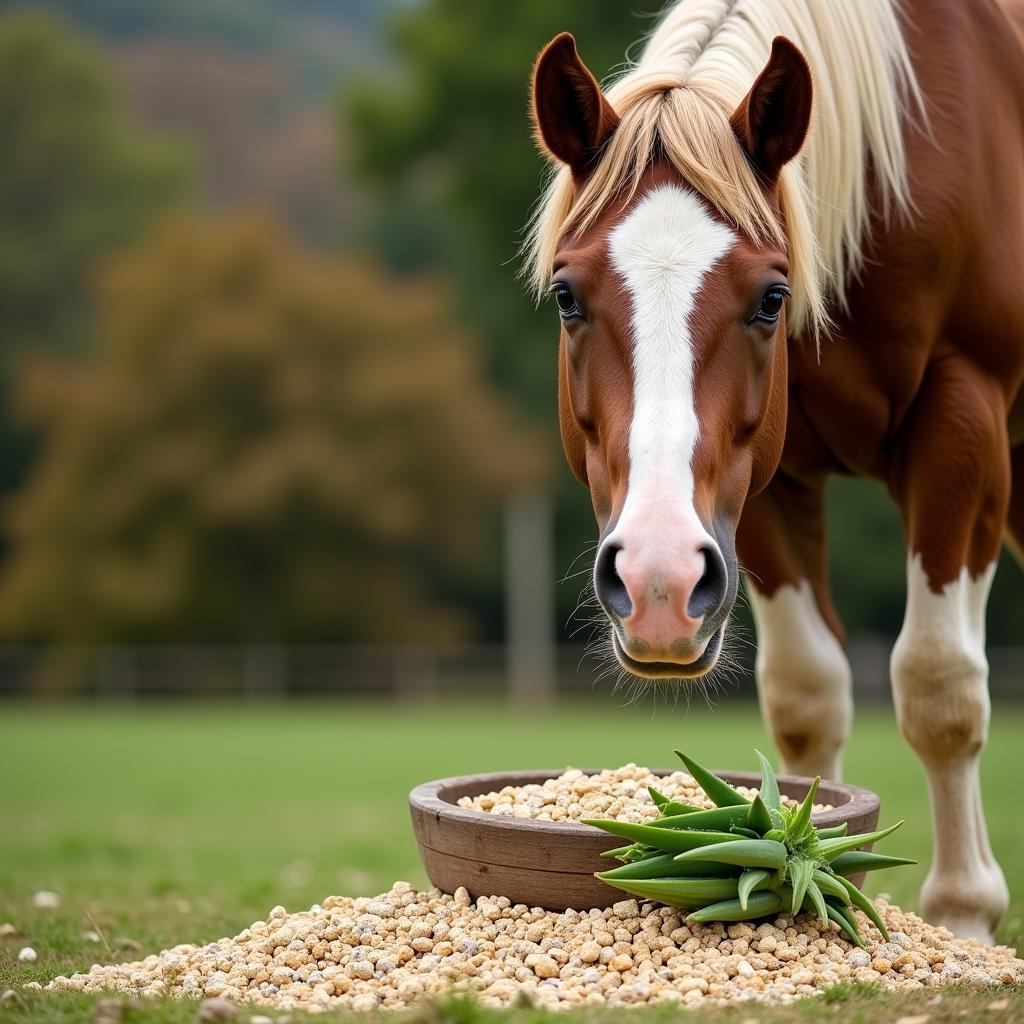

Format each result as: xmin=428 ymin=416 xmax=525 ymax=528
xmin=410 ymin=767 xmax=880 ymax=838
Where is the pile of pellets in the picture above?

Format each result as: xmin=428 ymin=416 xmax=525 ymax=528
xmin=50 ymin=884 xmax=1024 ymax=1012
xmin=457 ymin=764 xmax=831 ymax=823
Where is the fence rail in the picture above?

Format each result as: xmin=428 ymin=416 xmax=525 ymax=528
xmin=0 ymin=637 xmax=1019 ymax=700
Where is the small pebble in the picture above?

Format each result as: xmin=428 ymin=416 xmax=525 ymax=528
xmin=197 ymin=996 xmax=237 ymax=1021
xmin=31 ymin=891 xmax=60 ymax=910
xmin=94 ymin=998 xmax=125 ymax=1024
xmin=17 ymin=947 xmax=37 ymax=963
xmin=525 ymin=953 xmax=559 ymax=979
xmin=0 ymin=923 xmax=18 ymax=937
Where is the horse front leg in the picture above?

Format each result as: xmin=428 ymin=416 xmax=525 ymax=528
xmin=737 ymin=470 xmax=852 ymax=781
xmin=888 ymin=363 xmax=1010 ymax=942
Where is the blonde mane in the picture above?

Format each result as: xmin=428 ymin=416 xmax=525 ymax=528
xmin=526 ymin=0 xmax=921 ymax=337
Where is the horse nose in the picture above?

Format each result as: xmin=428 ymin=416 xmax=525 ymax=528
xmin=595 ymin=538 xmax=727 ymax=651
xmin=594 ymin=542 xmax=631 ymax=619
xmin=688 ymin=543 xmax=728 ymax=619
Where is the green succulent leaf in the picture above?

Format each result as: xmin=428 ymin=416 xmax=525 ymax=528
xmin=747 ymin=794 xmax=773 ymax=835
xmin=598 ymin=854 xmax=738 ymax=882
xmin=812 ymin=869 xmax=851 ymax=904
xmin=837 ymin=875 xmax=891 ymax=941
xmin=754 ymin=749 xmax=781 ymax=813
xmin=817 ymin=823 xmax=850 ymax=839
xmin=600 ymin=844 xmax=636 ymax=859
xmin=622 ymin=846 xmax=653 ymax=862
xmin=595 ymin=876 xmax=741 ymax=909
xmin=737 ymin=869 xmax=771 ymax=911
xmin=789 ymin=776 xmax=820 ymax=839
xmin=648 ymin=786 xmax=701 ymax=817
xmin=688 ymin=890 xmax=785 ymax=923
xmin=673 ymin=750 xmax=749 ymax=808
xmin=820 ymin=821 xmax=904 ymax=862
xmin=803 ymin=878 xmax=829 ymax=929
xmin=729 ymin=827 xmax=762 ymax=840
xmin=829 ymin=851 xmax=917 ymax=876
xmin=582 ymin=820 xmax=738 ymax=855
xmin=674 ymin=838 xmax=787 ymax=870
xmin=788 ymin=857 xmax=815 ymax=916
xmin=825 ymin=901 xmax=865 ymax=947
xmin=650 ymin=806 xmax=751 ymax=832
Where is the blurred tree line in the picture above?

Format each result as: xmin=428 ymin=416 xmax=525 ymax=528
xmin=0 ymin=215 xmax=538 ymax=643
xmin=0 ymin=2 xmax=1021 ymax=655
xmin=0 ymin=9 xmax=540 ymax=647
xmin=0 ymin=11 xmax=189 ymax=492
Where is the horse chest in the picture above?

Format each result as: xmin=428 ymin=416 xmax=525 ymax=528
xmin=781 ymin=338 xmax=907 ymax=481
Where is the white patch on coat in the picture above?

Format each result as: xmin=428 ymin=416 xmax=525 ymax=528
xmin=605 ymin=184 xmax=734 ymax=560
xmin=747 ymin=578 xmax=852 ymax=781
xmin=890 ymin=554 xmax=1007 ymax=941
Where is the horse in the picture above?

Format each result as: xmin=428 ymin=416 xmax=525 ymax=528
xmin=525 ymin=0 xmax=1024 ymax=942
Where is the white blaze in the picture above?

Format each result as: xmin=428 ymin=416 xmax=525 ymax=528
xmin=607 ymin=183 xmax=735 ymax=542
xmin=747 ymin=579 xmax=853 ymax=780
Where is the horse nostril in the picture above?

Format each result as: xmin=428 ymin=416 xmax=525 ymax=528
xmin=688 ymin=544 xmax=728 ymax=620
xmin=594 ymin=542 xmax=632 ymax=619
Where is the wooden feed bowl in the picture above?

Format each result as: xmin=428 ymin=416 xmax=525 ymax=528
xmin=409 ymin=769 xmax=880 ymax=912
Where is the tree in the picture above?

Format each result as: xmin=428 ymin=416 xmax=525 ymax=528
xmin=0 ymin=10 xmax=191 ymax=489
xmin=0 ymin=11 xmax=190 ymax=365
xmin=0 ymin=214 xmax=543 ymax=644
xmin=345 ymin=1 xmax=644 ymax=420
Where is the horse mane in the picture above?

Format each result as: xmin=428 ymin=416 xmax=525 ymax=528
xmin=525 ymin=0 xmax=921 ymax=337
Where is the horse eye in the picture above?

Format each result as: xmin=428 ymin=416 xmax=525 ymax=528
xmin=552 ymin=283 xmax=582 ymax=319
xmin=753 ymin=285 xmax=789 ymax=325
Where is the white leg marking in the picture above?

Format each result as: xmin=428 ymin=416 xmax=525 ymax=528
xmin=605 ymin=184 xmax=734 ymax=550
xmin=747 ymin=579 xmax=852 ymax=781
xmin=890 ymin=554 xmax=1007 ymax=941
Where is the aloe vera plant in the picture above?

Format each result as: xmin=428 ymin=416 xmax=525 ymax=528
xmin=584 ymin=750 xmax=913 ymax=946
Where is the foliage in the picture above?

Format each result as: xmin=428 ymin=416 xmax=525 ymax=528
xmin=345 ymin=1 xmax=645 ymax=419
xmin=121 ymin=42 xmax=347 ymax=244
xmin=0 ymin=214 xmax=543 ymax=644
xmin=11 ymin=0 xmax=397 ymax=80
xmin=0 ymin=9 xmax=190 ymax=494
xmin=0 ymin=10 xmax=190 ymax=371
xmin=589 ymin=750 xmax=911 ymax=945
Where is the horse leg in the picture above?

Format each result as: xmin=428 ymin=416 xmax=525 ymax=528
xmin=737 ymin=471 xmax=852 ymax=780
xmin=888 ymin=362 xmax=1010 ymax=942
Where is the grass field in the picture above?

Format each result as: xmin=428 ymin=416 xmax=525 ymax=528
xmin=2 ymin=699 xmax=1023 ymax=1022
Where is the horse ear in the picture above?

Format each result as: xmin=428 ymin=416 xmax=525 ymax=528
xmin=531 ymin=33 xmax=619 ymax=176
xmin=730 ymin=36 xmax=812 ymax=184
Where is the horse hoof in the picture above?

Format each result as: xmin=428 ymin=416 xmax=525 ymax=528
xmin=920 ymin=865 xmax=1008 ymax=944
xmin=927 ymin=914 xmax=995 ymax=944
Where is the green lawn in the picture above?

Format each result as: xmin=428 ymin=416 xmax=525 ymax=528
xmin=1 ymin=700 xmax=1023 ymax=1022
